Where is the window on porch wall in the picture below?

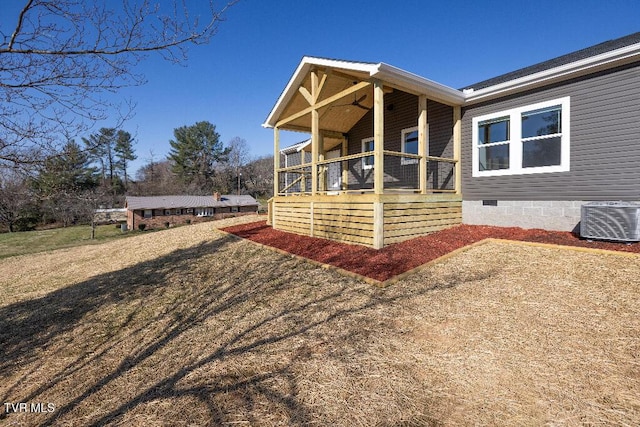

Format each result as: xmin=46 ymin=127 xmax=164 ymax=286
xmin=361 ymin=138 xmax=374 ymax=170
xmin=401 ymin=127 xmax=419 ymax=165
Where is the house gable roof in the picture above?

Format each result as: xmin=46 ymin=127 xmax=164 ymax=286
xmin=125 ymin=195 xmax=258 ymax=210
xmin=465 ymin=32 xmax=640 ymax=91
xmin=264 ymin=33 xmax=640 ymax=125
xmin=462 ymin=32 xmax=640 ymax=104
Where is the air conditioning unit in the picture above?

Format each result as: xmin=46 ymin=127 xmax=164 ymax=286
xmin=580 ymin=201 xmax=640 ymax=242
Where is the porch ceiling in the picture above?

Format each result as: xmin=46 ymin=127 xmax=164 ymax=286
xmin=296 ymin=136 xmax=344 ymax=153
xmin=278 ymin=67 xmax=373 ymax=134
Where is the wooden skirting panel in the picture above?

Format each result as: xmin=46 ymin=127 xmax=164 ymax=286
xmin=383 ymin=199 xmax=462 ymax=246
xmin=273 ymin=198 xmax=375 ymax=246
xmin=271 ymin=195 xmax=462 ymax=248
xmin=273 ymin=203 xmax=311 ymax=236
xmin=312 ymin=201 xmax=375 ymax=246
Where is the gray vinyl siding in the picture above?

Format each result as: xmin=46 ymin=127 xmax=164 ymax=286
xmin=345 ymin=89 xmax=454 ymax=190
xmin=461 ymin=61 xmax=640 ymax=201
xmin=427 ymin=100 xmax=455 ymax=190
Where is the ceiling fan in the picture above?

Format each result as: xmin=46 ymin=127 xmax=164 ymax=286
xmin=332 ymin=92 xmax=370 ymax=111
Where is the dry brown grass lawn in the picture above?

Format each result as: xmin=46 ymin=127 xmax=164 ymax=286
xmin=1 ymin=215 xmax=639 ymax=426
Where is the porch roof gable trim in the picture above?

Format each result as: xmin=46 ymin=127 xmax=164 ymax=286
xmin=262 ymin=56 xmax=465 ymax=129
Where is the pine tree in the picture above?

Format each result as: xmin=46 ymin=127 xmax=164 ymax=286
xmin=36 ymin=140 xmax=97 ymax=195
xmin=168 ymin=121 xmax=229 ymax=193
xmin=33 ymin=140 xmax=98 ymax=226
xmin=83 ymin=128 xmax=117 ymax=188
xmin=115 ymin=130 xmax=137 ymax=190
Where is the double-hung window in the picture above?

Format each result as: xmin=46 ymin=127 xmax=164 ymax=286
xmin=477 ymin=116 xmax=510 ymax=171
xmin=401 ymin=126 xmax=419 ymax=165
xmin=362 ymin=137 xmax=374 ymax=170
xmin=521 ymin=105 xmax=563 ymax=168
xmin=472 ymin=97 xmax=570 ymax=177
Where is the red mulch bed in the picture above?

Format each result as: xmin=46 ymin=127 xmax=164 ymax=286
xmin=221 ymin=221 xmax=640 ymax=282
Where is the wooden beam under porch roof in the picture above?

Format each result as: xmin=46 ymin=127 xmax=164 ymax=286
xmin=275 ymin=80 xmax=371 ymax=129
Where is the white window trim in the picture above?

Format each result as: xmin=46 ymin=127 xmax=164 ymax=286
xmin=362 ymin=137 xmax=374 ymax=170
xmin=401 ymin=126 xmax=424 ymax=165
xmin=472 ymin=96 xmax=570 ymax=177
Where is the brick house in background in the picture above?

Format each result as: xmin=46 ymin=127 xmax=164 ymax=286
xmin=125 ymin=193 xmax=259 ymax=230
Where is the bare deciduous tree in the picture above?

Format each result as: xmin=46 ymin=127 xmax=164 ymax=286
xmin=132 ymin=159 xmax=184 ymax=196
xmin=243 ymin=155 xmax=274 ymax=198
xmin=227 ymin=137 xmax=250 ymax=195
xmin=0 ymin=0 xmax=237 ymax=166
xmin=0 ymin=173 xmax=33 ymax=232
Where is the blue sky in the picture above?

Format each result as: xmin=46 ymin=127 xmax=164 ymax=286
xmin=5 ymin=1 xmax=640 ymax=173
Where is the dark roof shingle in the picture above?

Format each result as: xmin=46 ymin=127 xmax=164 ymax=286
xmin=464 ymin=32 xmax=640 ymax=91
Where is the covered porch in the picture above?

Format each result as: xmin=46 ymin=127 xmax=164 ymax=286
xmin=264 ymin=57 xmax=465 ymax=248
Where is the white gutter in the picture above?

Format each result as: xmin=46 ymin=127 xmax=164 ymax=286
xmin=374 ymin=62 xmax=465 ymax=105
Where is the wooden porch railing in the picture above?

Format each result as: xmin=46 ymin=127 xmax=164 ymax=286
xmin=276 ymin=150 xmax=458 ymax=196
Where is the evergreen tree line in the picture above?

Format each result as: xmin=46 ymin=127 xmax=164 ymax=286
xmin=0 ymin=121 xmax=273 ymax=233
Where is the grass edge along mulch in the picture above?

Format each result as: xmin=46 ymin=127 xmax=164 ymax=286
xmin=219 ymin=221 xmax=640 ymax=284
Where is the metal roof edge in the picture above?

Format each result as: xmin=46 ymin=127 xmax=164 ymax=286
xmin=280 ymin=139 xmax=311 ymax=154
xmin=374 ymin=63 xmax=465 ymax=105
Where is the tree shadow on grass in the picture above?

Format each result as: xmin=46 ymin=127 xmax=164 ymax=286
xmin=0 ymin=233 xmax=237 ymax=377
xmin=0 ymin=232 xmax=492 ymax=425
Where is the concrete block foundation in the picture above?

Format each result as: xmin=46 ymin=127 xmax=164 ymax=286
xmin=462 ymin=200 xmax=586 ymax=232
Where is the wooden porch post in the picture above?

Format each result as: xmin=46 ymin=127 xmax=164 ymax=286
xmin=373 ymin=79 xmax=385 ymax=249
xmin=453 ymin=106 xmax=462 ymax=195
xmin=341 ymin=137 xmax=348 ymax=191
xmin=418 ymin=95 xmax=428 ymax=194
xmin=373 ymin=201 xmax=384 ymax=249
xmin=301 ymin=159 xmax=306 ymax=194
xmin=273 ymin=127 xmax=280 ymax=197
xmin=318 ymin=133 xmax=326 ymax=192
xmin=373 ymin=80 xmax=385 ymax=195
xmin=272 ymin=126 xmax=280 ymax=228
xmin=311 ymin=69 xmax=320 ymax=196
